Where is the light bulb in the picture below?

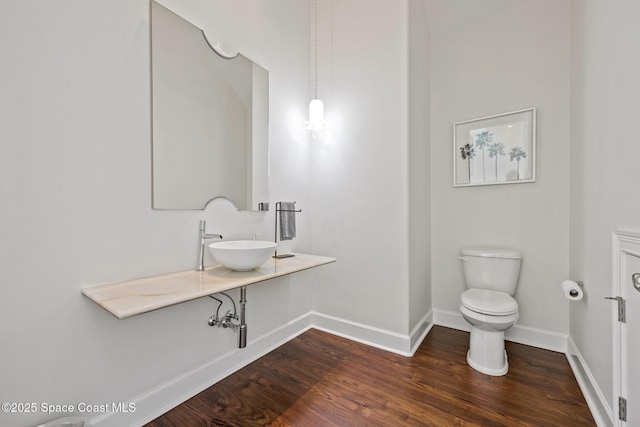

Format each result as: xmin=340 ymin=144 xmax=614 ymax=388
xmin=304 ymin=98 xmax=328 ymax=135
xmin=309 ymin=98 xmax=324 ymax=123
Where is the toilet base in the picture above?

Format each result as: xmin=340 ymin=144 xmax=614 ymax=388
xmin=466 ymin=327 xmax=509 ymax=376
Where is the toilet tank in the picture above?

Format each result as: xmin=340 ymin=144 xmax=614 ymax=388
xmin=460 ymin=247 xmax=523 ymax=294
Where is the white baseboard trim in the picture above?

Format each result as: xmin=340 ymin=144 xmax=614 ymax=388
xmin=309 ymin=310 xmax=432 ymax=357
xmin=410 ymin=310 xmax=433 ymax=355
xmin=506 ymin=324 xmax=567 ymax=353
xmin=433 ymin=308 xmax=470 ymax=333
xmin=433 ymin=308 xmax=568 ymax=353
xmin=90 ymin=312 xmax=314 ymax=427
xmin=91 ymin=310 xmax=434 ymax=427
xmin=566 ymin=336 xmax=613 ymax=427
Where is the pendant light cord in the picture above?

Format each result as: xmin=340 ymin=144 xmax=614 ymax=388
xmin=314 ymin=0 xmax=318 ymax=100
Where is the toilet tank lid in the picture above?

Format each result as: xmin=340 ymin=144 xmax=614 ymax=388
xmin=461 ymin=247 xmax=523 ymax=259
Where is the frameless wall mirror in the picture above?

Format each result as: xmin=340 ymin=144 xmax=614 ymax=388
xmin=150 ymin=1 xmax=269 ymax=210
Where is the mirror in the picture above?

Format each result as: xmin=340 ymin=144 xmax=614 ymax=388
xmin=150 ymin=1 xmax=269 ymax=210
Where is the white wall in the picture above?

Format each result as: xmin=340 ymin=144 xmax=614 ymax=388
xmin=427 ymin=0 xmax=572 ymax=343
xmin=0 ymin=1 xmax=434 ymax=425
xmin=0 ymin=1 xmax=312 ymax=426
xmin=408 ymin=0 xmax=432 ymax=334
xmin=570 ymin=0 xmax=640 ymax=411
xmin=309 ymin=0 xmax=412 ymax=335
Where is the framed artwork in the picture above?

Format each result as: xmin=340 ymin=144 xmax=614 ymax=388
xmin=453 ymin=108 xmax=536 ymax=187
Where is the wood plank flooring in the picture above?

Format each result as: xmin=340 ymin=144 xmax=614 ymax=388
xmin=146 ymin=326 xmax=595 ymax=426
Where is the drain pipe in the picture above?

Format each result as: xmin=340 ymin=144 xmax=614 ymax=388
xmin=238 ymin=286 xmax=247 ymax=348
xmin=207 ymin=288 xmax=248 ymax=349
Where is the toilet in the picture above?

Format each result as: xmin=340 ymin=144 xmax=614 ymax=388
xmin=459 ymin=247 xmax=522 ymax=376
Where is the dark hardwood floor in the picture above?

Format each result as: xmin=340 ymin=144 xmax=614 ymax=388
xmin=146 ymin=326 xmax=595 ymax=426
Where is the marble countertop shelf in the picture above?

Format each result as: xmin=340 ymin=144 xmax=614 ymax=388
xmin=81 ymin=253 xmax=335 ymax=319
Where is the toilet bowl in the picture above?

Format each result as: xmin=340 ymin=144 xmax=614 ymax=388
xmin=460 ymin=289 xmax=518 ymax=375
xmin=459 ymin=247 xmax=522 ymax=376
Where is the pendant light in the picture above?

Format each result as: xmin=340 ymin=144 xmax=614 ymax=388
xmin=304 ymin=0 xmax=327 ymax=136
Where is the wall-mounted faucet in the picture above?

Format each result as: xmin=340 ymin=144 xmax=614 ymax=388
xmin=196 ymin=220 xmax=222 ymax=271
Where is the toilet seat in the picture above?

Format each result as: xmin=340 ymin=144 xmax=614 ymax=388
xmin=460 ymin=289 xmax=518 ymax=315
xmin=460 ymin=304 xmax=519 ymax=328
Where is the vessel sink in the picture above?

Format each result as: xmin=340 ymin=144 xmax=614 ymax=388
xmin=208 ymin=240 xmax=277 ymax=271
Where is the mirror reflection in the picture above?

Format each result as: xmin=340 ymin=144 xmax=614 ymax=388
xmin=150 ymin=1 xmax=269 ymax=210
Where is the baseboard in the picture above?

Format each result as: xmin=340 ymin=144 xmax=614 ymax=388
xmin=566 ymin=336 xmax=614 ymax=427
xmin=90 ymin=313 xmax=314 ymax=427
xmin=309 ymin=310 xmax=433 ymax=357
xmin=506 ymin=324 xmax=567 ymax=353
xmin=433 ymin=308 xmax=568 ymax=352
xmin=410 ymin=310 xmax=433 ymax=355
xmin=433 ymin=308 xmax=470 ymax=333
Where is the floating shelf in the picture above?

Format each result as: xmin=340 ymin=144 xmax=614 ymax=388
xmin=82 ymin=253 xmax=335 ymax=319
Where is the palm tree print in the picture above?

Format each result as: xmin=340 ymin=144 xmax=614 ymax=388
xmin=459 ymin=143 xmax=476 ymax=182
xmin=474 ymin=131 xmax=493 ymax=181
xmin=487 ymin=142 xmax=505 ymax=180
xmin=509 ymin=146 xmax=527 ymax=180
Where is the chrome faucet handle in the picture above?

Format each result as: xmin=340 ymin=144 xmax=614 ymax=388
xmin=196 ymin=220 xmax=222 ymax=271
xmin=252 ymin=233 xmax=261 ymax=241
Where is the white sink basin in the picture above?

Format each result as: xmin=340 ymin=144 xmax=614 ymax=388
xmin=208 ymin=240 xmax=277 ymax=271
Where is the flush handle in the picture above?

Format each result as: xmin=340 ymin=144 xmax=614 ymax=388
xmin=459 ymin=256 xmax=470 ymax=262
xmin=632 ymin=273 xmax=640 ymax=293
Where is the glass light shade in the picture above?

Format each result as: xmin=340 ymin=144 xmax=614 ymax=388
xmin=309 ymin=98 xmax=324 ymax=123
xmin=304 ymin=98 xmax=327 ymax=134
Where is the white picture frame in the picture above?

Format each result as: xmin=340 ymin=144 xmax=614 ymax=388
xmin=453 ymin=108 xmax=536 ymax=187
